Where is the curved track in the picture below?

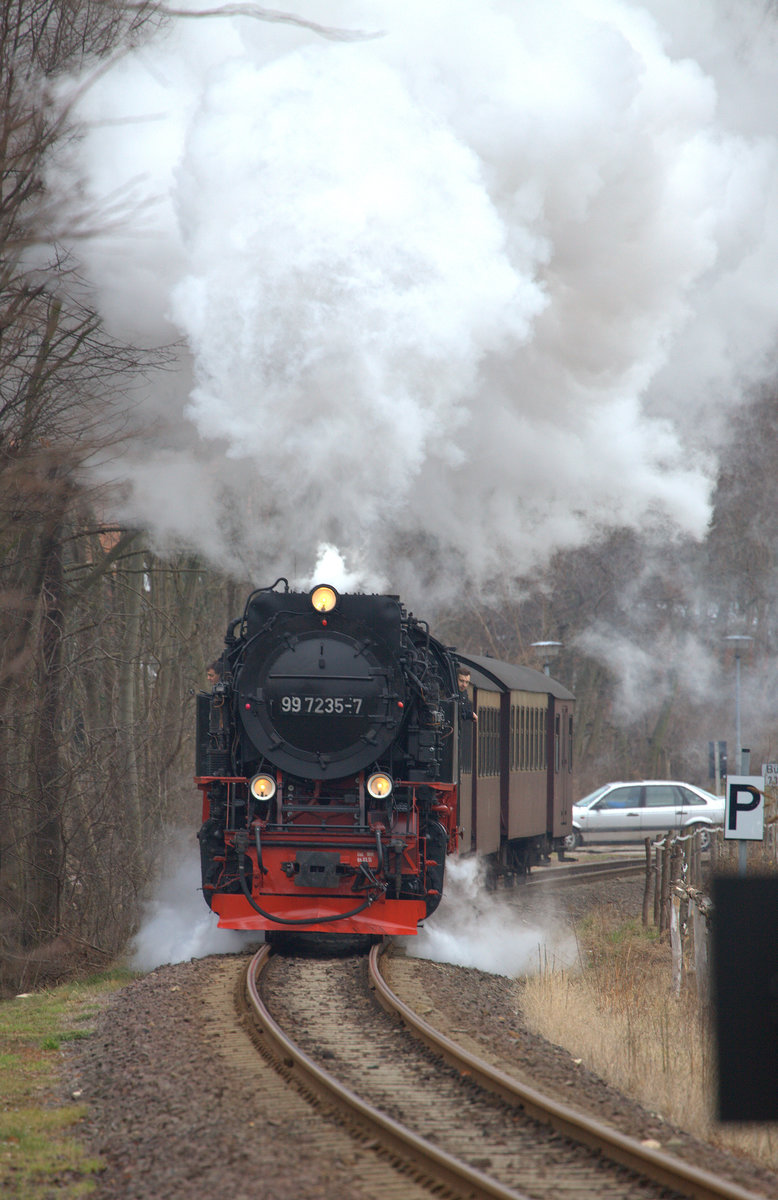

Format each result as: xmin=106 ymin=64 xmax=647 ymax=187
xmin=241 ymin=943 xmax=765 ymax=1200
xmin=526 ymin=850 xmax=647 ymax=887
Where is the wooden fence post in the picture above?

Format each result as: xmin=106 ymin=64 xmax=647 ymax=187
xmin=659 ymin=835 xmax=672 ymax=936
xmin=642 ymin=838 xmax=654 ymax=925
xmin=670 ymin=890 xmax=683 ymax=996
xmin=688 ymin=831 xmax=700 ymax=889
xmin=691 ymin=896 xmax=710 ymax=1001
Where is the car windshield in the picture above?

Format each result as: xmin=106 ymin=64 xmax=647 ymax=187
xmin=574 ymin=785 xmax=611 ymax=809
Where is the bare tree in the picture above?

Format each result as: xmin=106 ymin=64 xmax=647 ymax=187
xmin=0 ymin=0 xmax=164 ymax=981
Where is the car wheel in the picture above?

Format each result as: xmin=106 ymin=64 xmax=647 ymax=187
xmin=563 ymin=829 xmax=581 ymax=851
xmin=687 ymin=823 xmax=711 ymax=851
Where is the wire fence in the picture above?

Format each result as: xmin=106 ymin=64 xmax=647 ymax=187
xmin=643 ymin=802 xmax=778 ymax=998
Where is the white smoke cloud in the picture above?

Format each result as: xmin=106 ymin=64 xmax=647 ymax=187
xmin=307 ymin=543 xmax=381 ymax=593
xmin=129 ymin=838 xmax=573 ymax=975
xmin=400 ymin=855 xmax=577 ymax=976
xmin=50 ymin=0 xmax=778 ymax=597
xmin=578 ymin=623 xmax=722 ymax=725
xmin=129 ymin=834 xmax=260 ymax=969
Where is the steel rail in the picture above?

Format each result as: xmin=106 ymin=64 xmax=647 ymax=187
xmin=526 ymin=860 xmax=645 ymax=887
xmin=244 ymin=945 xmax=532 ymax=1200
xmin=368 ymin=943 xmax=764 ymax=1200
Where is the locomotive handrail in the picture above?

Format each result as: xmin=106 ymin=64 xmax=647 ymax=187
xmin=278 ymin=802 xmax=363 ymax=815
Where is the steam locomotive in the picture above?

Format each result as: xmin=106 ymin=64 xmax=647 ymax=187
xmin=196 ymin=580 xmax=576 ymax=937
xmin=196 ymin=580 xmax=461 ymax=936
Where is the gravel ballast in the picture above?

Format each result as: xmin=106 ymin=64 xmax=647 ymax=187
xmin=63 ymin=873 xmax=778 ymax=1199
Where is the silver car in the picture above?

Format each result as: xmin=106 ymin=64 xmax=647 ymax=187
xmin=565 ymin=780 xmax=725 ymax=850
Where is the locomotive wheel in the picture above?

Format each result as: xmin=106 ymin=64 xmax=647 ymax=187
xmin=483 ymin=859 xmax=499 ymax=892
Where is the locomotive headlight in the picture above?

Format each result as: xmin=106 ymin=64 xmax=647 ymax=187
xmin=310 ymin=585 xmax=338 ymax=613
xmin=367 ymin=772 xmax=393 ymax=800
xmin=249 ymin=773 xmax=277 ymax=801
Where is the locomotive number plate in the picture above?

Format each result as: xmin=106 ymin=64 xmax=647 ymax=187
xmin=279 ymin=695 xmax=364 ymax=715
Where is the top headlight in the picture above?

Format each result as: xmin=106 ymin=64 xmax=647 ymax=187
xmin=367 ymin=772 xmax=393 ymax=800
xmin=310 ymin=585 xmax=338 ymax=613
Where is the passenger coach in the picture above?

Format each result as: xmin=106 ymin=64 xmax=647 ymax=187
xmin=456 ymin=654 xmax=575 ymax=878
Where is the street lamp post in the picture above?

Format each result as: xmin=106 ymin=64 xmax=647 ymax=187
xmin=724 ymin=635 xmax=753 ymax=775
xmin=531 ymin=641 xmax=563 ymax=677
xmin=724 ymin=634 xmax=754 ymax=878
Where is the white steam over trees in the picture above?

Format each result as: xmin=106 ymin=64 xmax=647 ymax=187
xmin=3 ymin=0 xmax=778 ymax=988
xmin=55 ymin=0 xmax=778 ymax=585
xmin=435 ymin=455 xmax=778 ymax=796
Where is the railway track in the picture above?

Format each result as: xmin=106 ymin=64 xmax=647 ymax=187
xmin=241 ymin=942 xmax=764 ymax=1200
xmin=525 ymin=852 xmax=646 ymax=889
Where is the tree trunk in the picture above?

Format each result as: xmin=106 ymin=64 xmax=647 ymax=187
xmin=24 ymin=520 xmax=67 ymax=943
xmin=116 ymin=550 xmax=144 ymax=886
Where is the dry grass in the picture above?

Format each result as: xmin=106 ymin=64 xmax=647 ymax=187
xmin=519 ymin=908 xmax=778 ymax=1171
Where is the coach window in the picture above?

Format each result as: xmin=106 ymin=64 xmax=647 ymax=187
xmin=477 ymin=707 xmax=500 ymax=777
xmin=532 ymin=709 xmax=537 ymax=770
xmin=528 ymin=705 xmax=535 ymax=772
xmin=517 ymin=706 xmax=523 ymax=769
xmin=493 ymin=707 xmax=500 ymax=774
xmin=494 ymin=708 xmax=500 ymax=774
xmin=555 ymin=714 xmax=560 ymax=773
xmin=568 ymin=715 xmax=573 ymax=772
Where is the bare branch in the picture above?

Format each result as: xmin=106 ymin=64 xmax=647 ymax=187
xmin=123 ymin=1 xmax=383 ymax=41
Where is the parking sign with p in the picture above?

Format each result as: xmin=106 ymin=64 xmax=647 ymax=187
xmin=725 ymin=775 xmax=765 ymax=841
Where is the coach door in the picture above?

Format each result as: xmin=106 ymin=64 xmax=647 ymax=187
xmin=459 ymin=703 xmax=475 ymax=851
xmin=474 ymin=689 xmax=501 ymax=855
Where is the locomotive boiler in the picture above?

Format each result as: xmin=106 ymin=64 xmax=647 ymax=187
xmin=196 ymin=580 xmax=461 ymax=936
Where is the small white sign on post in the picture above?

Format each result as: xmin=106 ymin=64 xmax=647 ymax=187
xmin=725 ymin=775 xmax=765 ymax=841
xmin=762 ymin=762 xmax=778 ymax=788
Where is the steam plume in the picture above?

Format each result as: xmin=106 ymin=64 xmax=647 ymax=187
xmin=52 ymin=0 xmax=778 ymax=598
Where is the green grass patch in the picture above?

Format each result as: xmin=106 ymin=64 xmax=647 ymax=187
xmin=0 ymin=968 xmax=133 ymax=1199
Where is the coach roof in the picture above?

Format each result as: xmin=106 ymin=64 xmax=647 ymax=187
xmin=456 ymin=653 xmax=574 ymax=701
